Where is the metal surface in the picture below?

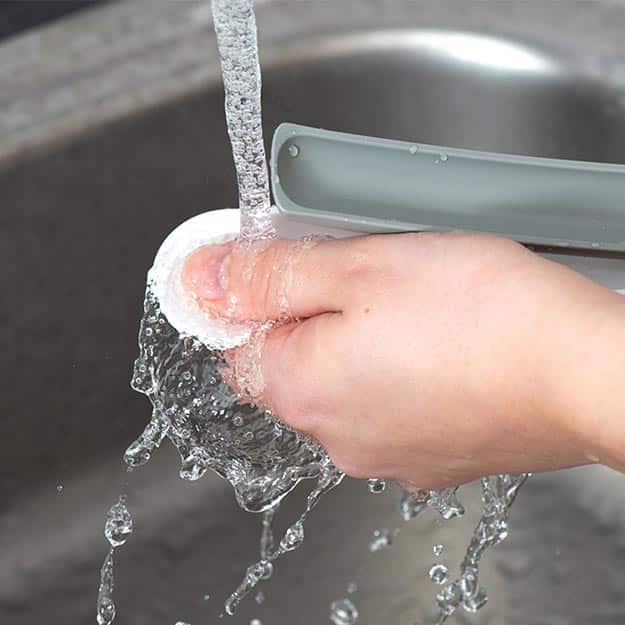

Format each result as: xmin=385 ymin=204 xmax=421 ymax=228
xmin=2 ymin=1 xmax=625 ymax=624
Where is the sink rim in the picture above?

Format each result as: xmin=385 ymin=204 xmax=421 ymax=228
xmin=3 ymin=0 xmax=625 ymax=166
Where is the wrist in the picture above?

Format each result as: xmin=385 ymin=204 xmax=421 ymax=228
xmin=554 ymin=290 xmax=625 ymax=469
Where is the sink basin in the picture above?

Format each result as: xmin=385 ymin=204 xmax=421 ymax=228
xmin=2 ymin=1 xmax=625 ymax=624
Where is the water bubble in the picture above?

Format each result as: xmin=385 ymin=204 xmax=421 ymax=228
xmin=369 ymin=528 xmax=393 ymax=552
xmin=329 ymin=598 xmax=359 ymax=625
xmin=433 ymin=544 xmax=444 ymax=557
xmin=288 ymin=144 xmax=300 ymax=158
xmin=233 ymin=415 xmax=244 ymax=427
xmin=429 ymin=564 xmax=449 ymax=585
xmin=367 ymin=478 xmax=386 ymax=494
xmin=203 ymin=594 xmax=211 ymax=601
xmin=104 ymin=498 xmax=133 ymax=548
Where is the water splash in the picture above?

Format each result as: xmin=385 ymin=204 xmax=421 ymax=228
xmin=367 ymin=478 xmax=386 ymax=494
xmin=429 ymin=564 xmax=449 ymax=585
xmin=329 ymin=598 xmax=359 ymax=625
xmin=225 ymin=466 xmax=344 ymax=613
xmin=104 ymin=496 xmax=133 ymax=548
xmin=433 ymin=544 xmax=444 ymax=557
xmin=96 ymin=549 xmax=116 ymax=625
xmin=96 ymin=498 xmax=134 ymax=624
xmin=369 ymin=528 xmax=393 ymax=552
xmin=128 ymin=289 xmax=337 ymax=515
xmin=430 ymin=474 xmax=528 ymax=622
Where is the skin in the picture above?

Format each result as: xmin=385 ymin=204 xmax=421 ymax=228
xmin=182 ymin=232 xmax=625 ymax=489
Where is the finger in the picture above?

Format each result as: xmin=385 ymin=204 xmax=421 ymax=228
xmin=182 ymin=236 xmax=372 ymax=322
xmin=258 ymin=313 xmax=345 ymax=438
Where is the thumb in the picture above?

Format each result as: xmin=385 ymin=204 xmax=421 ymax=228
xmin=182 ymin=237 xmax=357 ymax=322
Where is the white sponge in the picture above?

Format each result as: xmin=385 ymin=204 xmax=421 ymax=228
xmin=149 ymin=209 xmax=252 ymax=350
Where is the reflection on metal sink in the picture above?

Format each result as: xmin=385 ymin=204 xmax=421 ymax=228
xmin=1 ymin=1 xmax=625 ymax=624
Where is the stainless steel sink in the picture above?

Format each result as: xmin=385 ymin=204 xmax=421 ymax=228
xmin=2 ymin=1 xmax=625 ymax=624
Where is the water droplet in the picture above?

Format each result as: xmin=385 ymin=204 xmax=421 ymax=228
xmin=433 ymin=544 xmax=444 ymax=557
xmin=56 ymin=484 xmax=63 ymax=493
xmin=369 ymin=528 xmax=392 ymax=552
xmin=255 ymin=590 xmax=265 ymax=604
xmin=175 ymin=622 xmax=191 ymax=625
xmin=591 ymin=242 xmax=600 ymax=248
xmin=96 ymin=550 xmax=116 ymax=625
xmin=288 ymin=144 xmax=300 ymax=158
xmin=440 ymin=153 xmax=448 ymax=162
xmin=367 ymin=478 xmax=386 ymax=494
xmin=400 ymin=490 xmax=428 ymax=520
xmin=347 ymin=581 xmax=358 ymax=594
xmin=250 ymin=619 xmax=262 ymax=625
xmin=280 ymin=521 xmax=304 ymax=552
xmin=329 ymin=598 xmax=359 ymax=625
xmin=429 ymin=564 xmax=449 ymax=585
xmin=409 ymin=144 xmax=418 ymax=155
xmin=104 ymin=498 xmax=133 ymax=548
xmin=203 ymin=594 xmax=211 ymax=601
xmin=462 ymin=588 xmax=488 ymax=613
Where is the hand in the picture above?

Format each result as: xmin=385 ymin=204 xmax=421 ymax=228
xmin=182 ymin=231 xmax=625 ymax=489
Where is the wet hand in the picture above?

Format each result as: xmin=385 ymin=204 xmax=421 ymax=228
xmin=182 ymin=232 xmax=625 ymax=488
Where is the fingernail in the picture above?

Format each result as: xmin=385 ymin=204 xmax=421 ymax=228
xmin=182 ymin=242 xmax=234 ymax=302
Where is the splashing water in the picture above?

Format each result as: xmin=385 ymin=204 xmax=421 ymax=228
xmin=418 ymin=474 xmax=529 ymax=623
xmin=96 ymin=497 xmax=133 ymax=625
xmin=429 ymin=564 xmax=449 ymax=585
xmin=104 ymin=496 xmax=133 ymax=548
xmin=329 ymin=598 xmax=359 ymax=625
xmin=367 ymin=478 xmax=386 ymax=494
xmin=368 ymin=528 xmax=393 ymax=553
